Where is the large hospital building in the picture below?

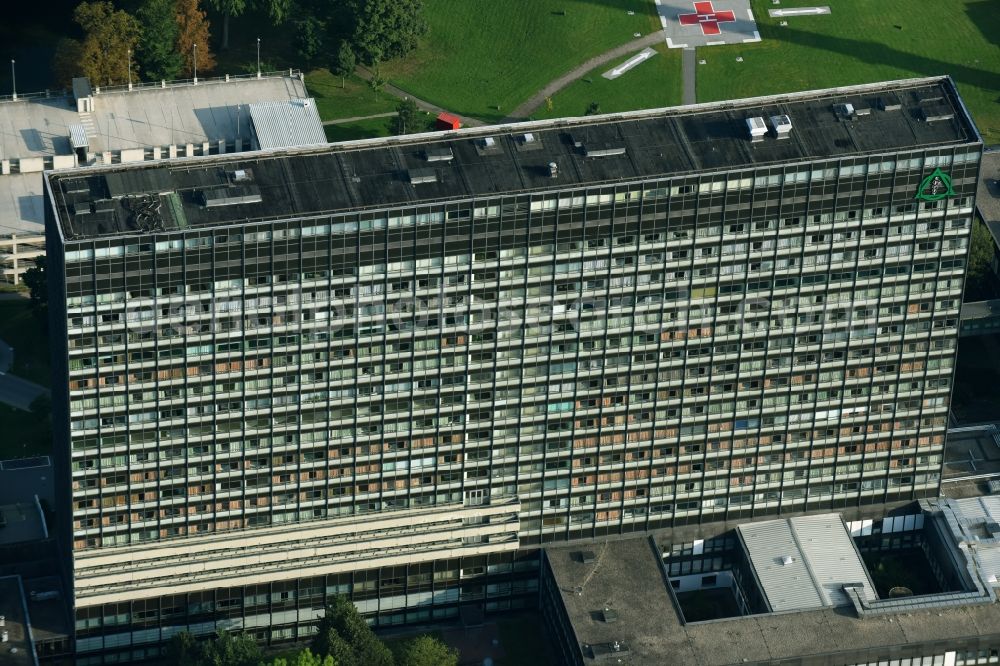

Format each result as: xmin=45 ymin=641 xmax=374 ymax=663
xmin=42 ymin=76 xmax=982 ymax=663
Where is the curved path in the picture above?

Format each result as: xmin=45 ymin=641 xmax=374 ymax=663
xmin=354 ymin=66 xmax=486 ymax=128
xmin=502 ymin=30 xmax=668 ymax=122
xmin=351 ymin=29 xmax=683 ymax=129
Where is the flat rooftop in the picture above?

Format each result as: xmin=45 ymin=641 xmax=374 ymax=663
xmin=47 ymin=76 xmax=981 ymax=242
xmin=0 ymin=503 xmax=46 ymax=547
xmin=0 ymin=576 xmax=36 ymax=666
xmin=20 ymin=577 xmax=69 ymax=645
xmin=547 ymin=533 xmax=1000 ymax=666
xmin=0 ymin=74 xmax=308 ymax=237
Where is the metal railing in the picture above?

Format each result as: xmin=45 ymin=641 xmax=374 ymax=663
xmin=0 ymin=69 xmax=302 ymax=104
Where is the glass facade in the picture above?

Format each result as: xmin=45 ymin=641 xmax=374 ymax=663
xmin=62 ymin=149 xmax=977 ymax=551
xmin=49 ymin=130 xmax=982 ymax=661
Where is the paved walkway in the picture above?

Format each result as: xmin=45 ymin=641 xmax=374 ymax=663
xmin=682 ymin=48 xmax=697 ymax=105
xmin=354 ymin=66 xmax=486 ymax=128
xmin=504 ymin=30 xmax=668 ymax=121
xmin=322 ymin=111 xmax=397 ymax=126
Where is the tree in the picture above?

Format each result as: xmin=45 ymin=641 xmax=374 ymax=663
xmin=166 ymin=631 xmax=201 ymax=664
xmin=295 ymin=14 xmax=325 ymax=69
xmin=332 ymin=41 xmax=356 ymax=89
xmin=389 ymin=98 xmax=418 ymax=136
xmin=176 ymin=0 xmax=216 ymax=78
xmin=23 ymin=256 xmax=47 ymax=311
xmin=966 ymin=217 xmax=996 ymax=300
xmin=207 ymin=0 xmax=291 ymax=49
xmin=164 ymin=630 xmax=262 ymax=666
xmin=585 ymin=101 xmax=601 ymax=115
xmin=396 ymin=635 xmax=458 ymax=666
xmin=200 ymin=630 xmax=262 ymax=666
xmin=52 ymin=38 xmax=85 ymax=89
xmin=347 ymin=0 xmax=427 ymax=65
xmin=368 ymin=64 xmax=386 ymax=98
xmin=137 ymin=0 xmax=183 ymax=81
xmin=206 ymin=0 xmax=245 ymax=49
xmin=267 ymin=648 xmax=337 ymax=666
xmin=74 ymin=1 xmax=142 ymax=86
xmin=311 ymin=597 xmax=393 ymax=666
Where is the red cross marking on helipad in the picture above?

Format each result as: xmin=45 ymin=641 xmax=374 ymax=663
xmin=678 ymin=1 xmax=737 ymax=35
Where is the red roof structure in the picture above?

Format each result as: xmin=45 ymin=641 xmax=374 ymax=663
xmin=436 ymin=113 xmax=462 ymax=131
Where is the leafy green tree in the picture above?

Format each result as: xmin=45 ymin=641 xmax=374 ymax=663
xmin=137 ymin=0 xmax=183 ymax=80
xmin=164 ymin=630 xmax=262 ymax=666
xmin=207 ymin=0 xmax=291 ymax=49
xmin=206 ymin=0 xmax=244 ymax=49
xmin=166 ymin=631 xmax=201 ymax=664
xmin=74 ymin=1 xmax=142 ymax=86
xmin=52 ymin=38 xmax=85 ymax=88
xmin=396 ymin=635 xmax=458 ymax=666
xmin=267 ymin=648 xmax=337 ymax=666
xmin=22 ymin=256 xmax=46 ymax=310
xmin=332 ymin=41 xmax=356 ymax=88
xmin=347 ymin=0 xmax=427 ymax=65
xmin=389 ymin=98 xmax=419 ymax=135
xmin=585 ymin=101 xmax=601 ymax=115
xmin=965 ymin=217 xmax=996 ymax=300
xmin=368 ymin=64 xmax=386 ymax=98
xmin=201 ymin=630 xmax=262 ymax=666
xmin=311 ymin=597 xmax=393 ymax=666
xmin=295 ymin=14 xmax=325 ymax=68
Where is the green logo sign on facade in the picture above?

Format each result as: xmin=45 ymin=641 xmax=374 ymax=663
xmin=915 ymin=167 xmax=955 ymax=202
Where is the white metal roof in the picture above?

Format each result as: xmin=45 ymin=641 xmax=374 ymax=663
xmin=738 ymin=513 xmax=877 ymax=612
xmin=0 ymin=75 xmax=308 ymax=236
xmin=951 ymin=496 xmax=1000 ymax=522
xmin=248 ymin=98 xmax=326 ymax=150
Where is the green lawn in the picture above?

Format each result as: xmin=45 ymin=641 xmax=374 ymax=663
xmin=323 ymin=112 xmax=437 ymax=143
xmin=383 ymin=0 xmax=662 ymax=122
xmin=0 ymin=300 xmax=50 ymax=387
xmin=306 ymin=69 xmax=402 ymax=123
xmin=695 ymin=0 xmax=1000 ymax=144
xmin=534 ymin=43 xmax=683 ymax=120
xmin=0 ymin=404 xmax=51 ymax=459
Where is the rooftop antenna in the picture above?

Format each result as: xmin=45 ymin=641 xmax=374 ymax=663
xmin=10 ymin=59 xmax=15 ymax=101
xmin=127 ymin=49 xmax=132 ymax=90
xmin=193 ymin=43 xmax=198 ymax=84
xmin=256 ymin=37 xmax=261 ymax=78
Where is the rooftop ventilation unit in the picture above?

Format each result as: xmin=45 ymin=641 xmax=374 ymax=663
xmin=746 ymin=117 xmax=767 ymax=142
xmin=520 ymin=133 xmax=536 ymax=144
xmin=877 ymin=98 xmax=901 ymax=112
xmin=584 ymin=144 xmax=626 ymax=158
xmin=548 ymin=162 xmax=559 ymax=178
xmin=200 ymin=185 xmax=263 ymax=208
xmin=771 ymin=114 xmax=792 ymax=139
xmin=781 ymin=555 xmax=795 ymax=566
xmin=425 ymin=148 xmax=454 ymax=163
xmin=481 ymin=137 xmax=496 ymax=148
xmin=408 ymin=168 xmax=437 ymax=185
xmin=921 ymin=107 xmax=955 ymax=123
xmin=834 ymin=103 xmax=855 ymax=119
xmin=855 ymin=106 xmax=872 ymax=117
xmin=230 ymin=168 xmax=254 ymax=183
